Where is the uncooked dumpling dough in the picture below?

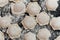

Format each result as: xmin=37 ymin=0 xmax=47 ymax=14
xmin=37 ymin=28 xmax=51 ymax=40
xmin=11 ymin=2 xmax=26 ymax=16
xmin=27 ymin=2 xmax=41 ymax=16
xmin=0 ymin=0 xmax=8 ymax=7
xmin=22 ymin=16 xmax=37 ymax=29
xmin=50 ymin=17 xmax=60 ymax=30
xmin=7 ymin=24 xmax=22 ymax=39
xmin=24 ymin=32 xmax=36 ymax=40
xmin=36 ymin=12 xmax=50 ymax=26
xmin=0 ymin=15 xmax=12 ymax=28
xmin=46 ymin=0 xmax=58 ymax=11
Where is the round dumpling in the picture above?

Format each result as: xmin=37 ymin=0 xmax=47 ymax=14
xmin=50 ymin=17 xmax=60 ymax=30
xmin=24 ymin=32 xmax=36 ymax=40
xmin=0 ymin=0 xmax=8 ymax=7
xmin=7 ymin=24 xmax=22 ymax=39
xmin=27 ymin=2 xmax=41 ymax=16
xmin=22 ymin=16 xmax=37 ymax=29
xmin=37 ymin=28 xmax=51 ymax=40
xmin=36 ymin=12 xmax=50 ymax=26
xmin=46 ymin=0 xmax=58 ymax=11
xmin=11 ymin=2 xmax=26 ymax=16
xmin=0 ymin=15 xmax=12 ymax=28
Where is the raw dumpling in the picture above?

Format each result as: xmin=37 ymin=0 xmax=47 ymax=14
xmin=0 ymin=15 xmax=12 ymax=28
xmin=55 ymin=36 xmax=60 ymax=40
xmin=21 ymin=16 xmax=37 ymax=29
xmin=46 ymin=0 xmax=58 ymax=11
xmin=24 ymin=32 xmax=36 ymax=40
xmin=11 ymin=2 xmax=26 ymax=16
xmin=37 ymin=28 xmax=51 ymax=40
xmin=50 ymin=17 xmax=60 ymax=30
xmin=36 ymin=12 xmax=50 ymax=26
xmin=0 ymin=31 xmax=4 ymax=40
xmin=27 ymin=2 xmax=41 ymax=16
xmin=0 ymin=0 xmax=8 ymax=7
xmin=7 ymin=24 xmax=22 ymax=39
